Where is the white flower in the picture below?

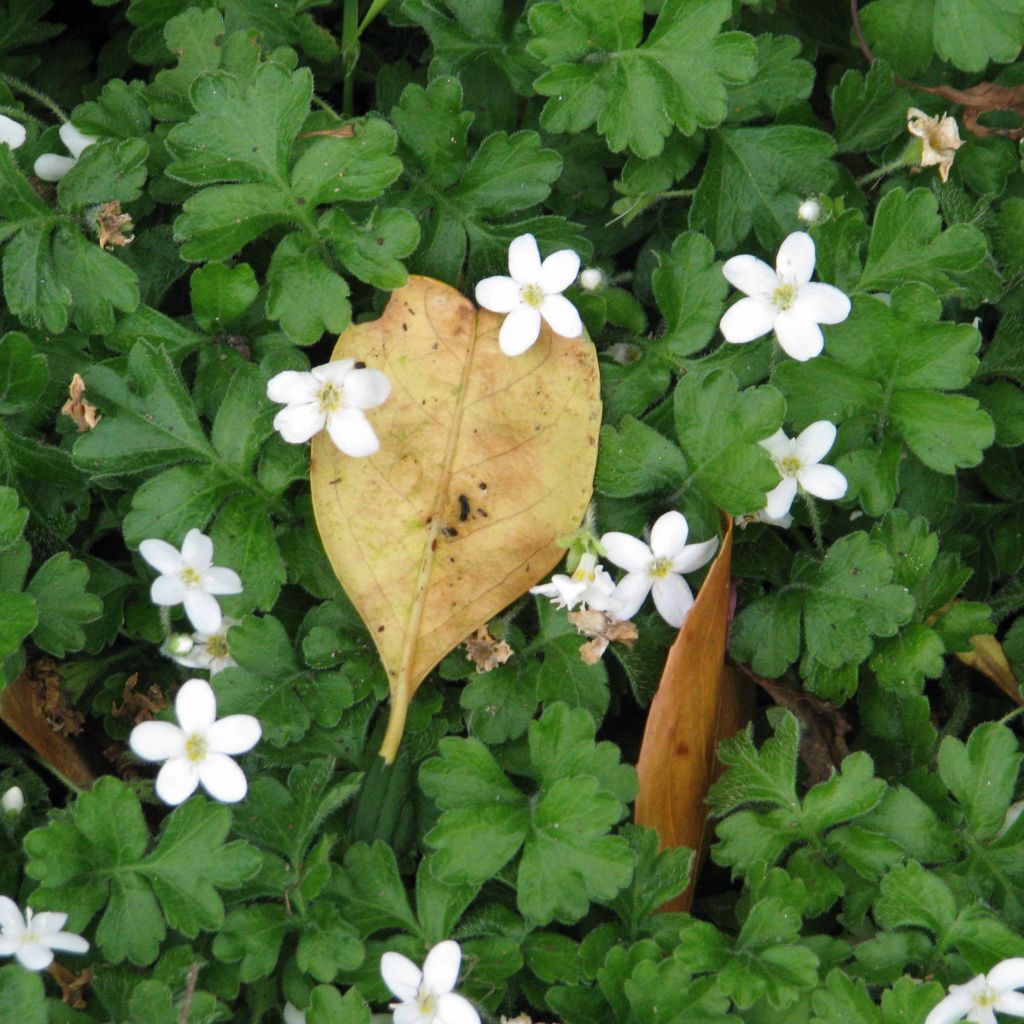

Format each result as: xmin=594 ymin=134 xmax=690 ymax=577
xmin=267 ymin=359 xmax=390 ymax=457
xmin=381 ymin=940 xmax=480 ymax=1024
xmin=578 ymin=267 xmax=605 ymax=291
xmin=530 ymin=552 xmax=620 ymax=614
xmin=755 ymin=508 xmax=794 ymax=529
xmin=0 ymin=898 xmax=88 ymax=971
xmin=475 ymin=233 xmax=583 ymax=357
xmin=797 ymin=198 xmax=821 ymax=224
xmin=2 ymin=786 xmax=23 ymax=816
xmin=600 ymin=511 xmax=718 ymax=628
xmin=720 ymin=231 xmax=851 ymax=362
xmin=284 ymin=1004 xmax=307 ymax=1024
xmin=34 ymin=122 xmax=97 ymax=182
xmin=907 ymin=107 xmax=964 ymax=184
xmin=0 ymin=115 xmax=26 ymax=151
xmin=139 ymin=528 xmax=242 ymax=635
xmin=129 ymin=677 xmax=261 ymax=806
xmin=166 ymin=633 xmax=194 ymax=657
xmin=925 ymin=959 xmax=1024 ymax=1024
xmin=167 ymin=618 xmax=239 ymax=676
xmin=759 ymin=421 xmax=848 ymax=519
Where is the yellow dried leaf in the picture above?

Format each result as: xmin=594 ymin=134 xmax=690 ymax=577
xmin=956 ymin=634 xmax=1022 ymax=705
xmin=311 ymin=276 xmax=601 ymax=761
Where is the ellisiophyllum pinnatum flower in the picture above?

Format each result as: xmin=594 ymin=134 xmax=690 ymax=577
xmin=129 ymin=677 xmax=261 ymax=806
xmin=600 ymin=511 xmax=718 ymax=628
xmin=759 ymin=421 xmax=848 ymax=520
xmin=0 ymin=898 xmax=88 ymax=971
xmin=530 ymin=551 xmax=620 ymax=614
xmin=34 ymin=122 xmax=97 ymax=181
xmin=475 ymin=233 xmax=583 ymax=356
xmin=720 ymin=230 xmax=851 ymax=362
xmin=139 ymin=528 xmax=242 ymax=634
xmin=0 ymin=115 xmax=25 ymax=151
xmin=267 ymin=359 xmax=390 ymax=457
xmin=925 ymin=957 xmax=1024 ymax=1024
xmin=167 ymin=617 xmax=239 ymax=675
xmin=907 ymin=107 xmax=964 ymax=184
xmin=381 ymin=939 xmax=480 ymax=1024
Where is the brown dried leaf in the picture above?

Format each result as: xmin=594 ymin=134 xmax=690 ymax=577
xmin=955 ymin=634 xmax=1023 ymax=705
xmin=298 ymin=124 xmax=356 ymax=140
xmin=47 ymin=963 xmax=92 ymax=1009
xmin=914 ymin=81 xmax=1024 ymax=140
xmin=463 ymin=626 xmax=513 ymax=673
xmin=111 ymin=673 xmax=167 ymax=725
xmin=95 ymin=200 xmax=134 ymax=249
xmin=567 ymin=608 xmax=638 ymax=665
xmin=61 ymin=373 xmax=101 ymax=432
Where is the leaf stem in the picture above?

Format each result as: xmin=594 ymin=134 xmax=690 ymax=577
xmin=341 ymin=0 xmax=360 ymax=116
xmin=357 ymin=0 xmax=393 ymax=35
xmin=0 ymin=73 xmax=67 ymax=123
xmin=0 ymin=104 xmax=43 ymax=127
xmin=801 ymin=492 xmax=826 ymax=556
xmin=311 ymin=93 xmax=342 ymax=120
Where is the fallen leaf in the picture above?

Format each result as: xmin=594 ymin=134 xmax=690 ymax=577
xmin=567 ymin=608 xmax=638 ymax=664
xmin=633 ymin=516 xmax=754 ymax=912
xmin=913 ymin=81 xmax=1024 ymax=141
xmin=61 ymin=373 xmax=101 ymax=432
xmin=955 ymin=634 xmax=1023 ymax=705
xmin=297 ymin=124 xmax=356 ymax=140
xmin=463 ymin=626 xmax=513 ymax=673
xmin=311 ymin=276 xmax=601 ymax=761
xmin=110 ymin=672 xmax=167 ymax=725
xmin=95 ymin=200 xmax=134 ymax=249
xmin=47 ymin=963 xmax=92 ymax=1009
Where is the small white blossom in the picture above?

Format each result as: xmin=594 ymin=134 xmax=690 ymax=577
xmin=907 ymin=107 xmax=964 ymax=184
xmin=600 ymin=511 xmax=718 ymax=628
xmin=475 ymin=233 xmax=583 ymax=357
xmin=0 ymin=898 xmax=88 ymax=971
xmin=267 ymin=359 xmax=390 ymax=457
xmin=720 ymin=231 xmax=851 ymax=362
xmin=578 ymin=267 xmax=605 ymax=291
xmin=530 ymin=552 xmax=620 ymax=614
xmin=754 ymin=508 xmax=794 ymax=529
xmin=34 ymin=122 xmax=97 ymax=182
xmin=2 ymin=786 xmax=23 ymax=816
xmin=283 ymin=1004 xmax=306 ymax=1024
xmin=0 ymin=115 xmax=26 ymax=151
xmin=925 ymin=959 xmax=1024 ymax=1024
xmin=797 ymin=197 xmax=821 ymax=224
xmin=759 ymin=421 xmax=848 ymax=519
xmin=168 ymin=618 xmax=239 ymax=676
xmin=166 ymin=633 xmax=195 ymax=657
xmin=381 ymin=940 xmax=480 ymax=1024
xmin=129 ymin=677 xmax=261 ymax=806
xmin=139 ymin=529 xmax=242 ymax=635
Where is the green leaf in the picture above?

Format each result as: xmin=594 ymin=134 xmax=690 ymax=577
xmin=391 ymin=77 xmax=472 ymax=189
xmin=267 ymin=233 xmax=351 ymax=345
xmin=26 ymin=552 xmax=102 ymax=657
xmin=869 ymin=624 xmax=946 ymax=692
xmin=595 ymin=416 xmax=687 ymax=498
xmin=859 ymin=0 xmax=935 ymax=76
xmin=725 ymin=34 xmax=815 ymax=122
xmin=322 ymin=207 xmax=420 ymax=290
xmin=213 ymin=904 xmax=291 ymax=981
xmin=933 ymin=0 xmax=1024 ymax=72
xmin=334 ymin=841 xmax=420 ymax=938
xmin=529 ymin=0 xmax=756 ymax=157
xmin=189 ymin=262 xmax=258 ymax=332
xmin=0 ymin=486 xmax=27 ymax=550
xmin=0 ymin=965 xmax=45 ymax=1024
xmin=0 ymin=332 xmax=46 ymax=415
xmin=122 ymin=465 xmax=235 ymax=547
xmin=810 ymin=970 xmax=882 ymax=1024
xmin=832 ymin=62 xmax=907 ymax=153
xmin=210 ymin=361 xmax=276 ymax=470
xmin=873 ymin=860 xmax=957 ymax=934
xmin=708 ymin=712 xmax=800 ymax=815
xmin=888 ymin=391 xmax=994 ymax=473
xmin=57 ymin=138 xmax=149 ymax=210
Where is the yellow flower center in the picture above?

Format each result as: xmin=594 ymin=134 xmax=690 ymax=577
xmin=975 ymin=987 xmax=998 ymax=1009
xmin=772 ymin=283 xmax=796 ymax=310
xmin=416 ymin=990 xmax=438 ymax=1019
xmin=185 ymin=733 xmax=208 ymax=763
xmin=318 ymin=381 xmax=343 ymax=413
xmin=520 ymin=283 xmax=545 ymax=308
xmin=649 ymin=556 xmax=673 ymax=578
xmin=779 ymin=455 xmax=802 ymax=477
xmin=180 ymin=567 xmax=202 ymax=588
xmin=206 ymin=634 xmax=230 ymax=659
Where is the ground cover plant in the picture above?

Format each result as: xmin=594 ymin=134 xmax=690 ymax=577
xmin=4 ymin=0 xmax=1024 ymax=1021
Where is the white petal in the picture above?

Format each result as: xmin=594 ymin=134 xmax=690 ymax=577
xmin=671 ymin=537 xmax=719 ymax=574
xmin=798 ymin=463 xmax=848 ymax=501
xmin=267 ymin=370 xmax=319 ymax=405
xmin=759 ymin=428 xmax=793 ymax=460
xmin=283 ymin=1003 xmax=307 ymax=1024
xmin=33 ymin=153 xmax=75 ymax=181
xmin=600 ymin=532 xmax=653 ymax=574
xmin=312 ymin=359 xmax=355 ymax=386
xmin=197 ymin=753 xmax=248 ymax=803
xmin=59 ymin=122 xmax=96 ymax=159
xmin=326 ymin=407 xmax=380 ymax=457
xmin=207 ymin=715 xmax=261 ymax=755
xmin=0 ymin=937 xmax=17 ymax=954
xmin=436 ymin=993 xmax=481 ymax=1024
xmin=649 ymin=511 xmax=689 ymax=559
xmin=720 ymin=297 xmax=778 ymax=344
xmin=539 ymin=294 xmax=582 ymax=338
xmin=793 ymin=420 xmax=837 ymax=464
xmin=791 ymin=281 xmax=851 ymax=325
xmin=273 ymin=403 xmax=326 ymax=444
xmin=652 ymin=574 xmax=695 ymax=629
xmin=540 ymin=249 xmax=581 ymax=294
xmin=475 ymin=276 xmax=521 ymax=313
xmin=498 ymin=305 xmax=542 ymax=357
xmin=925 ymin=987 xmax=979 ymax=1024
xmin=343 ymin=368 xmax=391 ymax=410
xmin=181 ymin=529 xmax=213 ymax=569
xmin=610 ymin=572 xmax=654 ymax=621
xmin=139 ymin=538 xmax=183 ymax=575
xmin=775 ymin=231 xmax=816 ymax=285
xmin=764 ymin=477 xmax=799 ymax=520
xmin=30 ymin=912 xmax=67 ymax=936
xmin=154 ymin=757 xmax=200 ymax=806
xmin=201 ymin=566 xmax=242 ymax=595
xmin=393 ymin=1003 xmax=424 ymax=1024
xmin=722 ymin=254 xmax=777 ymax=296
xmin=151 ymin=574 xmax=187 ymax=606
xmin=0 ymin=897 xmax=24 ymax=935
xmin=15 ymin=942 xmax=54 ymax=971
xmin=0 ymin=115 xmax=26 ymax=150
xmin=130 ymin=721 xmax=185 ymax=762
xmin=183 ymin=589 xmax=223 ymax=634
xmin=507 ymin=233 xmax=541 ymax=283
xmin=995 ymin=993 xmax=1024 ymax=1018
xmin=773 ymin=311 xmax=824 ymax=361
xmin=422 ymin=940 xmax=461 ymax=995
xmin=41 ymin=932 xmax=89 ymax=955
xmin=381 ymin=951 xmax=422 ymax=1002
xmin=175 ymin=678 xmax=218 ymax=733
xmin=989 ymin=959 xmax=1024 ymax=992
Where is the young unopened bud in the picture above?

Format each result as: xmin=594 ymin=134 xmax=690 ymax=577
xmin=797 ymin=198 xmax=821 ymax=224
xmin=578 ymin=267 xmax=605 ymax=291
xmin=166 ymin=633 xmax=194 ymax=657
xmin=3 ymin=786 xmax=24 ymax=816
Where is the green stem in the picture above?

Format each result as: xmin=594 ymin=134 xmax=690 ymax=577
xmin=341 ymin=0 xmax=360 ymax=115
xmin=0 ymin=104 xmax=43 ymax=127
xmin=801 ymin=491 xmax=825 ymax=556
xmin=0 ymin=73 xmax=67 ymax=122
xmin=357 ymin=0 xmax=393 ymax=35
xmin=311 ymin=93 xmax=342 ymax=120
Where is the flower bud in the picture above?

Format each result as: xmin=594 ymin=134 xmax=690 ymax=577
xmin=166 ymin=633 xmax=194 ymax=657
xmin=797 ymin=198 xmax=821 ymax=224
xmin=3 ymin=786 xmax=24 ymax=816
xmin=578 ymin=267 xmax=605 ymax=291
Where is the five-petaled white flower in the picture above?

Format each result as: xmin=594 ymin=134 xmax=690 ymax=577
xmin=720 ymin=231 xmax=851 ymax=362
xmin=0 ymin=897 xmax=88 ymax=971
xmin=925 ymin=958 xmax=1024 ymax=1024
xmin=600 ymin=511 xmax=718 ymax=628
xmin=907 ymin=107 xmax=964 ymax=184
xmin=267 ymin=359 xmax=390 ymax=457
xmin=759 ymin=421 xmax=848 ymax=520
xmin=167 ymin=618 xmax=239 ymax=676
xmin=381 ymin=939 xmax=480 ymax=1024
xmin=530 ymin=552 xmax=620 ymax=614
xmin=34 ymin=122 xmax=97 ymax=182
xmin=0 ymin=115 xmax=25 ymax=151
xmin=475 ymin=233 xmax=583 ymax=357
xmin=129 ymin=677 xmax=261 ymax=806
xmin=139 ymin=528 xmax=242 ymax=635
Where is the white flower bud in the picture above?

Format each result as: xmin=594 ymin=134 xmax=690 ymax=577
xmin=797 ymin=198 xmax=821 ymax=224
xmin=166 ymin=633 xmax=195 ymax=656
xmin=578 ymin=267 xmax=605 ymax=291
xmin=3 ymin=786 xmax=24 ymax=816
